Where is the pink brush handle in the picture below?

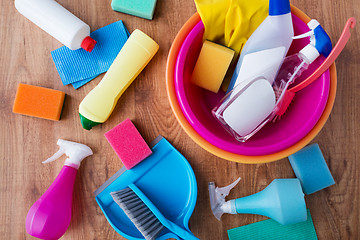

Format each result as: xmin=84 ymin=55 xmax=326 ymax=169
xmin=289 ymin=17 xmax=356 ymax=93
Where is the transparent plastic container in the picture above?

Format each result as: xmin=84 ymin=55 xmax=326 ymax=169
xmin=212 ymin=58 xmax=308 ymax=142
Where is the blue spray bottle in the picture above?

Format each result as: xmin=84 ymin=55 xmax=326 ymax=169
xmin=273 ymin=19 xmax=332 ymax=116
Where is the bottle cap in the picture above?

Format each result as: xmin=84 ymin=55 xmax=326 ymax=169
xmin=300 ymin=44 xmax=320 ymax=63
xmin=269 ymin=0 xmax=291 ymax=16
xmin=79 ymin=113 xmax=101 ymax=130
xmin=81 ymin=36 xmax=97 ymax=52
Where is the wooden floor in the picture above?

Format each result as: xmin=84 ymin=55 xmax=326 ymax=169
xmin=1 ymin=0 xmax=359 ymax=239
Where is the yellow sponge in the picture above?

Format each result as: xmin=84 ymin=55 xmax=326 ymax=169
xmin=191 ymin=40 xmax=234 ymax=93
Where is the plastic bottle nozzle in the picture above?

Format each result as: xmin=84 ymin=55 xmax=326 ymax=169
xmin=79 ymin=113 xmax=100 ymax=130
xmin=81 ymin=36 xmax=97 ymax=52
xmin=294 ymin=19 xmax=332 ymax=63
xmin=43 ymin=139 xmax=93 ymax=169
xmin=209 ymin=177 xmax=241 ymax=220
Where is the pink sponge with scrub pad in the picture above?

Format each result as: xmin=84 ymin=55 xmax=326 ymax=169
xmin=105 ymin=118 xmax=152 ymax=169
xmin=191 ymin=40 xmax=234 ymax=93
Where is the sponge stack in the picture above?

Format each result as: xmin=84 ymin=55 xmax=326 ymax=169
xmin=111 ymin=0 xmax=158 ymax=20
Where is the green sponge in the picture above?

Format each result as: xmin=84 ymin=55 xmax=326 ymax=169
xmin=228 ymin=209 xmax=318 ymax=240
xmin=111 ymin=0 xmax=157 ymax=20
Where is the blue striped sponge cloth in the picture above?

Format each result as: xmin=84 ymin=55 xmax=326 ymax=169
xmin=51 ymin=20 xmax=130 ymax=89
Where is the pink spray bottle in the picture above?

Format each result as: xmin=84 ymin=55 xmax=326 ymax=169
xmin=25 ymin=139 xmax=93 ymax=240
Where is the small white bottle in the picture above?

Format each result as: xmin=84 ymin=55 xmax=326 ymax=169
xmin=15 ymin=0 xmax=97 ymax=52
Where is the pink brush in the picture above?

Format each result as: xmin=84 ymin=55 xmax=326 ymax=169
xmin=26 ymin=139 xmax=93 ymax=240
xmin=275 ymin=17 xmax=356 ymax=118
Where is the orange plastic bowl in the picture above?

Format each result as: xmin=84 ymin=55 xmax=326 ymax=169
xmin=166 ymin=7 xmax=337 ymax=164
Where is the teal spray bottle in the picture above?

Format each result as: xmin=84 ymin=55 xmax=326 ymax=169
xmin=209 ymin=178 xmax=307 ymax=225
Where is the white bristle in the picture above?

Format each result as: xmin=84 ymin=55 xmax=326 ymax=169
xmin=111 ymin=188 xmax=165 ymax=240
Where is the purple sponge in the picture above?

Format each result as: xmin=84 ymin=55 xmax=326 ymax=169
xmin=105 ymin=118 xmax=152 ymax=169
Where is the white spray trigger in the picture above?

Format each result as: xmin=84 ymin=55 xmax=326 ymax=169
xmin=216 ymin=177 xmax=241 ymax=198
xmin=292 ymin=19 xmax=320 ymax=43
xmin=209 ymin=177 xmax=241 ymax=220
xmin=292 ymin=30 xmax=314 ymax=40
xmin=43 ymin=148 xmax=66 ymax=164
xmin=43 ymin=139 xmax=93 ymax=169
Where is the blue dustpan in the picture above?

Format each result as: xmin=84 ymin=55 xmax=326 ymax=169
xmin=95 ymin=136 xmax=198 ymax=240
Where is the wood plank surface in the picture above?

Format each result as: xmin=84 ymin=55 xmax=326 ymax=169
xmin=0 ymin=0 xmax=359 ymax=239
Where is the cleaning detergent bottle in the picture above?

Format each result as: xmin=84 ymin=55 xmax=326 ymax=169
xmin=26 ymin=139 xmax=93 ymax=240
xmin=79 ymin=29 xmax=159 ymax=130
xmin=209 ymin=178 xmax=307 ymax=225
xmin=227 ymin=0 xmax=294 ymax=93
xmin=212 ymin=19 xmax=332 ymax=142
xmin=15 ymin=0 xmax=97 ymax=52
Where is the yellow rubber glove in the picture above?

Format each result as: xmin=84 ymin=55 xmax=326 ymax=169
xmin=194 ymin=0 xmax=268 ymax=57
xmin=194 ymin=0 xmax=268 ymax=90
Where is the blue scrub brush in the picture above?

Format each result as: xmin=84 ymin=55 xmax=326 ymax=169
xmin=111 ymin=184 xmax=199 ymax=240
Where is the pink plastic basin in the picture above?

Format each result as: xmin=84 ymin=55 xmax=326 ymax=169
xmin=174 ymin=13 xmax=331 ymax=156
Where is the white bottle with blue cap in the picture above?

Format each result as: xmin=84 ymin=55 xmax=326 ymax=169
xmin=227 ymin=0 xmax=294 ymax=93
xmin=213 ymin=19 xmax=332 ymax=142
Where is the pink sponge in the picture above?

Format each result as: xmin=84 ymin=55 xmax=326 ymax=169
xmin=105 ymin=118 xmax=152 ymax=169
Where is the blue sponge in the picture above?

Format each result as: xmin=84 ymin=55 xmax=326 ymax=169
xmin=289 ymin=143 xmax=335 ymax=195
xmin=111 ymin=0 xmax=157 ymax=20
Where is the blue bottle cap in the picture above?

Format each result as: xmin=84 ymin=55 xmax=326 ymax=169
xmin=269 ymin=0 xmax=291 ymax=16
xmin=313 ymin=24 xmax=332 ymax=57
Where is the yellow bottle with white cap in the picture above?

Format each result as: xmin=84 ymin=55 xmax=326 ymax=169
xmin=79 ymin=29 xmax=159 ymax=130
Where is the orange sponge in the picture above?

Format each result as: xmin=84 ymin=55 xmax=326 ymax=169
xmin=13 ymin=83 xmax=65 ymax=121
